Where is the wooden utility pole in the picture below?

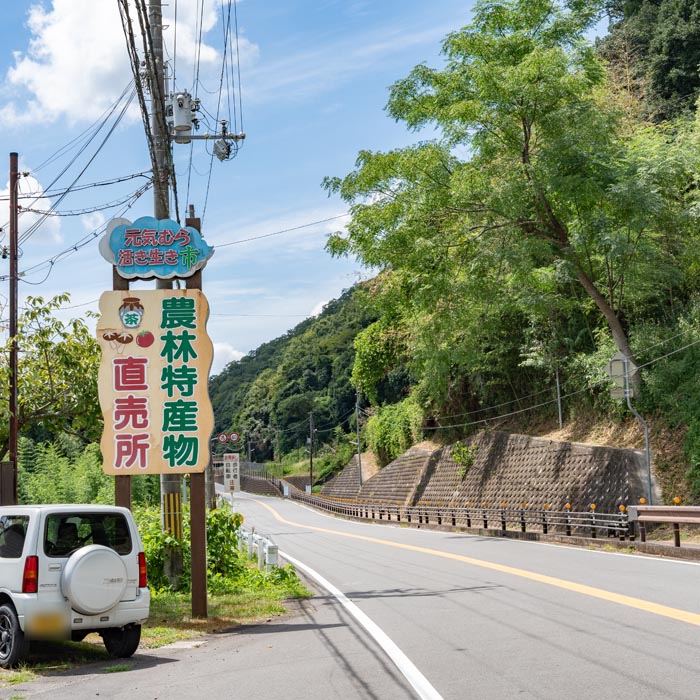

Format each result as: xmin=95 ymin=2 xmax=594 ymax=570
xmin=308 ymin=412 xmax=314 ymax=491
xmin=4 ymin=152 xmax=19 ymax=505
xmin=355 ymin=391 xmax=362 ymax=491
xmin=185 ymin=213 xmax=207 ymax=619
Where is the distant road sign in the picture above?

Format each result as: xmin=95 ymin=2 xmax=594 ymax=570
xmin=229 ymin=432 xmax=240 ymax=443
xmin=217 ymin=433 xmax=228 ymax=443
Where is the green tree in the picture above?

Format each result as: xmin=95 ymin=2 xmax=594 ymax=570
xmin=326 ymin=0 xmax=700 ymax=400
xmin=0 ymin=293 xmax=102 ymax=461
xmin=603 ymin=0 xmax=700 ymax=119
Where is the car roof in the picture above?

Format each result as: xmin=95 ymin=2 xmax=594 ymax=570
xmin=0 ymin=505 xmax=130 ymax=515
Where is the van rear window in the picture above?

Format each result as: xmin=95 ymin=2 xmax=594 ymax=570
xmin=0 ymin=516 xmax=29 ymax=558
xmin=44 ymin=513 xmax=132 ymax=557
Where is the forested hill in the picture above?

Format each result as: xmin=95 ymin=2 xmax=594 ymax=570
xmin=209 ymin=284 xmax=381 ymax=461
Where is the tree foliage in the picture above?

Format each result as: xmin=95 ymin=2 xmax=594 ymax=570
xmin=602 ymin=0 xmax=700 ymax=119
xmin=325 ymin=0 xmax=700 ymax=413
xmin=0 ymin=294 xmax=102 ymax=461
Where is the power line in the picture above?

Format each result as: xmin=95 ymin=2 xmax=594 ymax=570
xmin=0 ymin=171 xmax=152 ymax=201
xmin=214 ymin=214 xmax=350 ymax=248
xmin=232 ymin=0 xmax=244 ymax=132
xmin=20 ymin=185 xmax=155 ymax=217
xmin=0 ymin=182 xmax=152 ymax=283
xmin=19 ymin=86 xmax=137 ymax=246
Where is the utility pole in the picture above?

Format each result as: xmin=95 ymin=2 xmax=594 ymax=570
xmin=308 ymin=412 xmax=314 ymax=492
xmin=147 ymin=0 xmax=183 ymax=586
xmin=4 ymin=152 xmax=19 ymax=505
xmin=355 ymin=391 xmax=362 ymax=491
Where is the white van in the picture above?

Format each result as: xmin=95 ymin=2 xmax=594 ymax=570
xmin=0 ymin=504 xmax=150 ymax=668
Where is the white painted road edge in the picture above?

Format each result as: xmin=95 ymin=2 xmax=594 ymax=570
xmin=281 ymin=550 xmax=445 ymax=700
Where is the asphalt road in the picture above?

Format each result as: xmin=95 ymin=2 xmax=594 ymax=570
xmin=6 ymin=491 xmax=700 ymax=700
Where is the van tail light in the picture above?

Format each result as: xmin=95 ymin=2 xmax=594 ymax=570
xmin=22 ymin=555 xmax=38 ymax=593
xmin=138 ymin=551 xmax=148 ymax=588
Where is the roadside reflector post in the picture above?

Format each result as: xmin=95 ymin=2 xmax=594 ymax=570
xmin=618 ymin=505 xmax=627 ymax=542
xmin=265 ymin=544 xmax=278 ymax=572
xmin=673 ymin=497 xmax=681 ymax=547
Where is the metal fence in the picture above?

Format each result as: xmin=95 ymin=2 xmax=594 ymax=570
xmin=288 ymin=491 xmax=632 ymax=540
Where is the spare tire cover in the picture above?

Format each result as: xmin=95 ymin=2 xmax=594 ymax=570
xmin=61 ymin=545 xmax=128 ymax=615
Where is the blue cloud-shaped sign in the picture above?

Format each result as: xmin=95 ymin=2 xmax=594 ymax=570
xmin=99 ymin=216 xmax=214 ymax=279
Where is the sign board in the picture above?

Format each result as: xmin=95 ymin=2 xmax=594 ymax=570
xmin=99 ymin=216 xmax=214 ymax=280
xmin=217 ymin=431 xmax=240 ymax=443
xmin=605 ymin=351 xmax=638 ymax=400
xmin=223 ymin=453 xmax=241 ymax=491
xmin=96 ymin=290 xmax=214 ymax=475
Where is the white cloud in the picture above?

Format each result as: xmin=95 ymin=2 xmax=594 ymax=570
xmin=3 ymin=1 xmax=132 ymax=125
xmin=207 ymin=206 xmax=350 ymax=264
xmin=0 ymin=173 xmax=61 ymax=244
xmin=212 ymin=341 xmax=244 ymax=375
xmin=243 ymin=24 xmax=450 ymax=104
xmin=310 ymin=300 xmax=328 ymax=317
xmin=0 ymin=0 xmax=258 ymax=126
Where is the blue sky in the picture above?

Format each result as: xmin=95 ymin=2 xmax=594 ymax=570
xmin=0 ymin=1 xmax=605 ymax=375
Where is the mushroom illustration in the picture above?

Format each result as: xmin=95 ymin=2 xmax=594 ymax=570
xmin=116 ymin=331 xmax=134 ymax=354
xmin=103 ymin=331 xmax=119 ymax=350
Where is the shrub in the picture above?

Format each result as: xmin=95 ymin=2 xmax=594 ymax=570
xmin=133 ymin=505 xmax=245 ymax=592
xmin=365 ymin=395 xmax=423 ymax=465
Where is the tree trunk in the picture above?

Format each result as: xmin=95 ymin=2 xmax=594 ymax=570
xmin=574 ymin=267 xmax=641 ymax=391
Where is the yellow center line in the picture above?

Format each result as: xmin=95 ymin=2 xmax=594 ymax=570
xmin=251 ymin=498 xmax=700 ymax=627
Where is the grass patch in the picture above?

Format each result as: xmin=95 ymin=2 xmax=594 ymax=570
xmin=103 ymin=664 xmax=131 ymax=673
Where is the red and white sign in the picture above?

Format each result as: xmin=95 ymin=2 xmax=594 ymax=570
xmin=223 ymin=453 xmax=241 ymax=492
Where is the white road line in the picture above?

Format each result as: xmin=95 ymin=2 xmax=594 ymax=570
xmin=281 ymin=550 xmax=445 ymax=700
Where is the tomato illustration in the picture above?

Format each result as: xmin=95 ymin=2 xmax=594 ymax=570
xmin=136 ymin=330 xmax=155 ymax=348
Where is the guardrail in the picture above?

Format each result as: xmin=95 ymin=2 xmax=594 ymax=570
xmin=289 ymin=491 xmax=632 ymax=540
xmin=627 ymin=505 xmax=700 ymax=547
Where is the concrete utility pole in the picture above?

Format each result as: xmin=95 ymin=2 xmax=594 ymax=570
xmin=147 ymin=0 xmax=183 ymax=585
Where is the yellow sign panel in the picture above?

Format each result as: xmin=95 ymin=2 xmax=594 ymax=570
xmin=96 ymin=290 xmax=214 ymax=475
